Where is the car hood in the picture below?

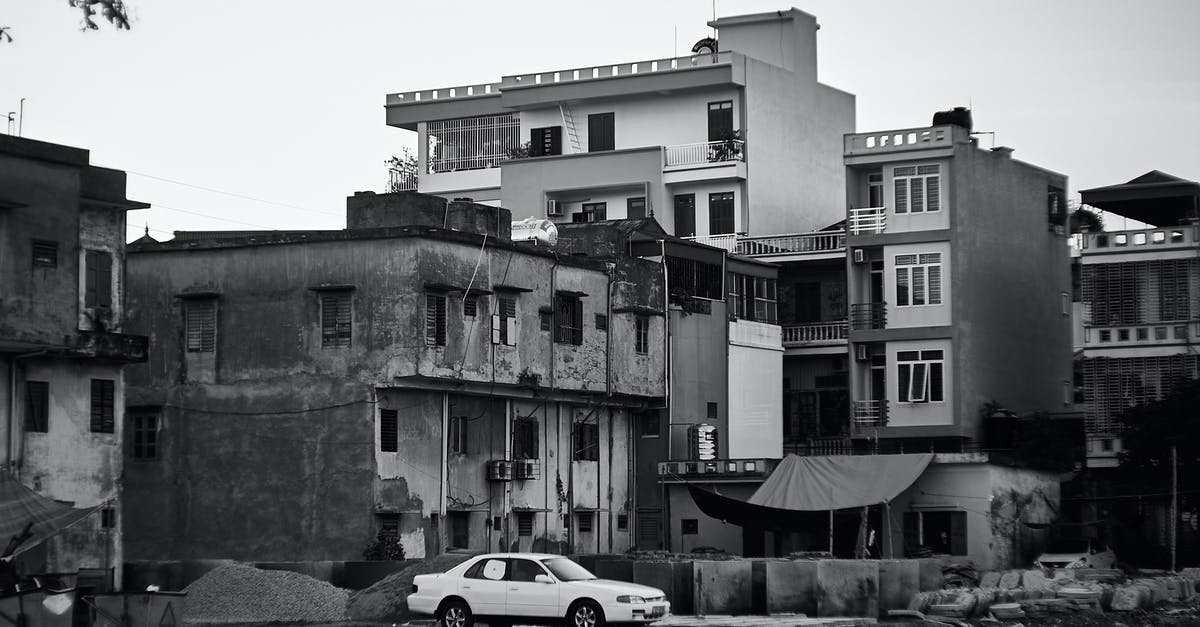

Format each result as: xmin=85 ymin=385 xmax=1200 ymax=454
xmin=1037 ymin=553 xmax=1086 ymax=564
xmin=563 ymin=579 xmax=665 ymax=598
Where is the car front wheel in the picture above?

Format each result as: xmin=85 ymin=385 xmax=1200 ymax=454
xmin=567 ymin=600 xmax=605 ymax=627
xmin=439 ymin=598 xmax=473 ymax=627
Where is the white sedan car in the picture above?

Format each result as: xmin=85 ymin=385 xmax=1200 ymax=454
xmin=407 ymin=552 xmax=670 ymax=627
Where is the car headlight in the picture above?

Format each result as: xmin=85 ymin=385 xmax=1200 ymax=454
xmin=616 ymin=595 xmax=646 ymax=604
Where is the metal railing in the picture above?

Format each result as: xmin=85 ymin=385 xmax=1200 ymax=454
xmin=503 ymin=51 xmax=735 ymax=90
xmin=738 ymin=231 xmax=845 ymax=256
xmin=782 ymin=321 xmax=848 ymax=346
xmin=849 ymin=207 xmax=886 ymax=235
xmin=850 ymin=302 xmax=887 ymax=330
xmin=784 ymin=437 xmax=852 ymax=457
xmin=664 ymin=139 xmax=745 ymax=167
xmin=388 ymin=168 xmax=417 ymax=192
xmin=852 ymin=400 xmax=886 ymax=427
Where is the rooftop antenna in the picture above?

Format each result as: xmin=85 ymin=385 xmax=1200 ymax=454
xmin=5 ymin=112 xmax=14 ymax=135
xmin=674 ymin=25 xmax=677 ymax=57
xmin=18 ymin=98 xmax=24 ymax=137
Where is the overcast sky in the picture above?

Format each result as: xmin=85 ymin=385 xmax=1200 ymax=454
xmin=3 ymin=1 xmax=1198 ymax=241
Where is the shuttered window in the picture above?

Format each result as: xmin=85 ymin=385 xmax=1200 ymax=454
xmin=492 ymin=296 xmax=516 ymax=346
xmin=895 ymin=253 xmax=942 ymax=306
xmin=185 ymin=299 xmax=217 ymax=352
xmin=893 ymin=165 xmax=940 ymax=214
xmin=555 ymin=293 xmax=584 ymax=345
xmin=380 ymin=409 xmax=398 ymax=452
xmin=512 ymin=418 xmax=539 ymax=459
xmin=130 ymin=413 xmax=159 ymax=460
xmin=530 ymin=126 xmax=562 ymax=157
xmin=635 ymin=316 xmax=649 ymax=355
xmin=90 ymin=379 xmax=115 ymax=433
xmin=587 ymin=113 xmax=615 ymax=152
xmin=85 ymin=250 xmax=113 ymax=308
xmin=517 ymin=512 xmax=534 ymax=537
xmin=708 ymin=192 xmax=735 ymax=235
xmin=426 ymin=293 xmax=447 ymax=346
xmin=25 ymin=381 xmax=49 ymax=433
xmin=320 ymin=292 xmax=352 ymax=348
xmin=637 ymin=510 xmax=663 ymax=550
xmin=32 ymin=240 xmax=58 ymax=268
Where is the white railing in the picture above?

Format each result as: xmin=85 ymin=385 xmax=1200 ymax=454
xmin=844 ymin=125 xmax=956 ymax=156
xmin=427 ymin=113 xmax=521 ymax=174
xmin=849 ymin=207 xmax=887 ymax=235
xmin=664 ymin=140 xmax=745 ymax=167
xmin=386 ymin=82 xmax=502 ymax=106
xmin=503 ymin=51 xmax=734 ymax=90
xmin=738 ymin=232 xmax=845 ymax=256
xmin=852 ymin=400 xmax=886 ymax=427
xmin=782 ymin=322 xmax=848 ymax=346
xmin=684 ymin=233 xmax=739 ymax=252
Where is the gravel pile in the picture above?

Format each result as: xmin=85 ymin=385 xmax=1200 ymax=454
xmin=182 ymin=563 xmax=349 ymax=624
xmin=345 ymin=553 xmax=473 ymax=621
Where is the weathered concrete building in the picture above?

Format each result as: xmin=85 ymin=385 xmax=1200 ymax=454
xmin=0 ymin=135 xmax=148 ymax=582
xmin=122 ymin=193 xmax=666 ymax=561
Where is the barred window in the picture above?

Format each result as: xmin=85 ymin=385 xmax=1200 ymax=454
xmin=185 ymin=298 xmax=217 ymax=352
xmin=426 ymin=293 xmax=447 ymax=346
xmin=893 ymin=164 xmax=940 ymax=214
xmin=1083 ymin=259 xmax=1196 ymax=325
xmin=463 ymin=294 xmax=478 ymax=318
xmin=427 ymin=113 xmax=521 ymax=174
xmin=380 ymin=409 xmax=398 ymax=453
xmin=90 ymin=379 xmax=115 ymax=433
xmin=320 ymin=292 xmax=352 ymax=348
xmin=666 ymin=256 xmax=724 ymax=300
xmin=555 ymin=293 xmax=583 ymax=345
xmin=574 ymin=421 xmax=599 ymax=461
xmin=513 ymin=418 xmax=538 ymax=459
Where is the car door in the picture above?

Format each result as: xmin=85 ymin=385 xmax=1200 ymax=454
xmin=504 ymin=558 xmax=559 ymax=618
xmin=458 ymin=557 xmax=508 ymax=615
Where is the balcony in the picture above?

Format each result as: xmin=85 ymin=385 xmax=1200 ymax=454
xmin=849 ymin=207 xmax=886 ymax=235
xmin=783 ymin=437 xmax=852 ymax=457
xmin=656 ymin=457 xmax=775 ymax=483
xmin=683 ymin=231 xmax=846 ymax=258
xmin=852 ymin=400 xmax=887 ymax=428
xmin=388 ymin=168 xmax=417 ymax=192
xmin=844 ymin=125 xmax=958 ymax=157
xmin=664 ymin=140 xmax=745 ymax=168
xmin=71 ymin=331 xmax=149 ymax=363
xmin=783 ymin=321 xmax=847 ymax=347
xmin=849 ymin=303 xmax=887 ymax=330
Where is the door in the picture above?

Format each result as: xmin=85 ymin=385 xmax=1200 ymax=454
xmin=505 ymin=558 xmax=559 ymax=618
xmin=674 ymin=194 xmax=696 ymax=237
xmin=587 ymin=113 xmax=615 ymax=152
xmin=459 ymin=557 xmax=509 ymax=615
xmin=708 ymin=101 xmax=734 ymax=142
xmin=708 ymin=192 xmax=735 ymax=235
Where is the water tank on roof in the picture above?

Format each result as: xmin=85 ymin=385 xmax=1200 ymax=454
xmin=932 ymin=107 xmax=973 ymax=132
xmin=510 ymin=217 xmax=558 ymax=246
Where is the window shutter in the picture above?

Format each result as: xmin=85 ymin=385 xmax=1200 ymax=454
xmin=90 ymin=379 xmax=114 ymax=433
xmin=491 ymin=314 xmax=502 ymax=344
xmin=926 ymin=176 xmax=940 ymax=211
xmin=529 ymin=129 xmax=544 ymax=157
xmin=85 ymin=251 xmax=99 ymax=307
xmin=506 ymin=317 xmax=517 ymax=346
xmin=928 ymin=265 xmax=942 ymax=304
xmin=572 ymin=299 xmax=583 ymax=345
xmin=380 ymin=409 xmax=398 ymax=452
xmin=894 ymin=179 xmax=908 ymax=214
xmin=547 ymin=126 xmax=562 ymax=155
xmin=427 ymin=294 xmax=447 ymax=346
xmin=896 ymin=268 xmax=910 ymax=306
xmin=911 ymin=177 xmax=925 ymax=213
xmin=186 ymin=300 xmax=217 ymax=352
xmin=912 ymin=267 xmax=926 ymax=306
xmin=98 ymin=252 xmax=112 ymax=307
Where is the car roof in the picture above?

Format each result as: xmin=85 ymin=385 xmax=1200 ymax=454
xmin=468 ymin=552 xmax=567 ymax=560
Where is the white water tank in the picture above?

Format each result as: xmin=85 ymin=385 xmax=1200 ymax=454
xmin=510 ymin=217 xmax=558 ymax=246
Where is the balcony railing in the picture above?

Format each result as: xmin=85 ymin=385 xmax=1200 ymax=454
xmin=784 ymin=437 xmax=852 ymax=457
xmin=685 ymin=233 xmax=739 ymax=253
xmin=844 ymin=125 xmax=956 ymax=156
xmin=683 ymin=231 xmax=847 ymax=257
xmin=852 ymin=400 xmax=886 ymax=428
xmin=503 ymin=51 xmax=735 ymax=90
xmin=849 ymin=302 xmax=887 ymax=330
xmin=656 ymin=457 xmax=775 ymax=481
xmin=664 ymin=140 xmax=745 ymax=167
xmin=783 ymin=321 xmax=848 ymax=346
xmin=849 ymin=207 xmax=886 ymax=235
xmin=388 ymin=168 xmax=417 ymax=192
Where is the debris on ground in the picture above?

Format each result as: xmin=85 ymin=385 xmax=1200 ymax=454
xmin=345 ymin=553 xmax=474 ymax=621
xmin=181 ymin=562 xmax=349 ymax=624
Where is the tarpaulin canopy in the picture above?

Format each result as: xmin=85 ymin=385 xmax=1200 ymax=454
xmin=688 ymin=454 xmax=934 ymax=530
xmin=0 ymin=470 xmax=103 ymax=557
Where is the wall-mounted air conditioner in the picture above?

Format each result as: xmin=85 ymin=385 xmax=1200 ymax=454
xmin=514 ymin=459 xmax=541 ymax=480
xmin=546 ymin=199 xmax=563 ymax=217
xmin=487 ymin=460 xmax=514 ymax=481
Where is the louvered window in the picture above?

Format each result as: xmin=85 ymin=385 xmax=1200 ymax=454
xmin=1082 ymin=259 xmax=1197 ymax=325
xmin=594 ymin=313 xmax=608 ymax=331
xmin=517 ymin=513 xmax=534 ymax=536
xmin=90 ymin=379 xmax=115 ymax=433
xmin=380 ymin=409 xmax=398 ymax=452
xmin=893 ymin=164 xmax=941 ymax=214
xmin=320 ymin=292 xmax=352 ymax=348
xmin=1081 ymin=354 xmax=1200 ymax=434
xmin=32 ymin=240 xmax=58 ymax=268
xmin=895 ymin=253 xmax=942 ymax=306
xmin=426 ymin=293 xmax=447 ymax=346
xmin=897 ymin=350 xmax=945 ymax=403
xmin=25 ymin=381 xmax=49 ymax=433
xmin=492 ymin=296 xmax=516 ymax=346
xmin=85 ymin=250 xmax=113 ymax=308
xmin=185 ymin=299 xmax=217 ymax=352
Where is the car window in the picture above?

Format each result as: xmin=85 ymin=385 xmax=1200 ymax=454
xmin=481 ymin=559 xmax=507 ymax=581
xmin=509 ymin=559 xmax=548 ymax=583
xmin=542 ymin=557 xmax=596 ymax=581
xmin=463 ymin=560 xmax=486 ymax=579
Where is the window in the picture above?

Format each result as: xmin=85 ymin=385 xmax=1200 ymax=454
xmin=727 ymin=273 xmax=778 ymax=323
xmin=90 ymin=379 xmax=115 ymax=433
xmin=32 ymin=240 xmax=57 ymax=268
xmin=466 ymin=557 xmax=506 ymax=579
xmin=903 ymin=510 xmax=966 ymax=555
xmin=510 ymin=559 xmax=546 ymax=582
xmin=594 ymin=313 xmax=608 ymax=331
xmin=492 ymin=296 xmax=516 ymax=346
xmin=897 ymin=350 xmax=944 ymax=403
xmin=681 ymin=519 xmax=699 ymax=535
xmin=893 ymin=165 xmax=940 ymax=214
xmin=627 ymin=197 xmax=647 ymax=220
xmin=665 ymin=256 xmax=723 ymax=300
xmin=101 ymin=508 xmax=115 ymax=529
xmin=380 ymin=409 xmax=398 ymax=452
xmin=540 ymin=310 xmax=552 ymax=331
xmin=513 ymin=418 xmax=539 ymax=459
xmin=378 ymin=513 xmax=400 ymax=538
xmin=1117 ymin=329 xmax=1129 ymax=341
xmin=707 ymin=101 xmax=733 ymax=142
xmin=638 ymin=410 xmax=660 ymax=437
xmin=427 ymin=113 xmax=520 ymax=172
xmin=617 ymin=513 xmax=629 ymax=530
xmin=185 ymin=298 xmax=217 ymax=353
xmin=708 ymin=192 xmax=735 ymax=235
xmin=555 ymin=293 xmax=583 ymax=345
xmin=1101 ymin=438 xmax=1114 ymax=452
xmin=320 ymin=291 xmax=352 ymax=348
xmin=1155 ymin=327 xmax=1167 ymax=340
xmin=577 ymin=512 xmax=595 ymax=533
xmin=25 ymin=381 xmax=49 ymax=433
xmin=587 ymin=112 xmax=614 ymax=152
xmin=426 ymin=293 xmax=447 ymax=346
xmin=895 ymin=253 xmax=942 ymax=306
xmin=867 ymin=172 xmax=884 ymax=207
xmin=517 ymin=513 xmax=534 ymax=537
xmin=574 ymin=421 xmax=599 ymax=461
xmin=1136 ymin=328 xmax=1148 ymax=341
xmin=635 ymin=316 xmax=649 ymax=354
xmin=530 ymin=126 xmax=562 ymax=157
xmin=638 ymin=511 xmax=663 ymax=549
xmin=463 ymin=295 xmax=477 ymax=318
xmin=707 ymin=402 xmax=718 ymax=421
xmin=130 ymin=412 xmax=159 ymax=460
xmin=573 ymin=202 xmax=606 ymax=223
xmin=674 ymin=194 xmax=696 ymax=237
xmin=85 ymin=250 xmax=112 ymax=308
xmin=1099 ymin=330 xmax=1112 ymax=342
xmin=448 ymin=415 xmax=468 ymax=454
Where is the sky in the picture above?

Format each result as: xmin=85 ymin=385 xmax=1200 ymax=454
xmin=3 ymin=1 xmax=1198 ymax=242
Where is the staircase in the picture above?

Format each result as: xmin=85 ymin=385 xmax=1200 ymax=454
xmin=558 ymin=102 xmax=582 ymax=154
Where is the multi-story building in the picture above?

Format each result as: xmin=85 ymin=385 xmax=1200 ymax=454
xmin=1075 ymin=171 xmax=1200 ymax=468
xmin=0 ymin=135 xmax=148 ymax=583
xmin=384 ymin=8 xmax=853 ymax=239
xmin=122 ymin=193 xmax=666 ymax=560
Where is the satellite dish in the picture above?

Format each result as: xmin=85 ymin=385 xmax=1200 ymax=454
xmin=692 ymin=37 xmax=718 ymax=54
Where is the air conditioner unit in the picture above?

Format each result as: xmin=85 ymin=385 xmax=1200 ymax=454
xmin=852 ymin=249 xmax=867 ymax=264
xmin=486 ymin=460 xmax=514 ymax=481
xmin=854 ymin=344 xmax=869 ymax=362
xmin=546 ymin=199 xmax=563 ymax=217
xmin=514 ymin=459 xmax=541 ymax=480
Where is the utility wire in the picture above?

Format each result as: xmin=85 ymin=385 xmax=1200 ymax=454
xmin=98 ymin=165 xmax=340 ymax=217
xmin=151 ymin=203 xmax=276 ymax=230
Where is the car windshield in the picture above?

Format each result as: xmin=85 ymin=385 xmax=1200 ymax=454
xmin=541 ymin=558 xmax=596 ymax=581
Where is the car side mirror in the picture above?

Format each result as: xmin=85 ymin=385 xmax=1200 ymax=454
xmin=535 ymin=574 xmax=554 ymax=584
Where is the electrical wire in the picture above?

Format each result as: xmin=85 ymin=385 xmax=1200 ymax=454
xmin=98 ymin=166 xmax=340 ymax=217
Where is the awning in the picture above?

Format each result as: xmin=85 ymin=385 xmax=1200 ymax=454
xmin=0 ymin=470 xmax=103 ymax=557
xmin=688 ymin=454 xmax=934 ymax=530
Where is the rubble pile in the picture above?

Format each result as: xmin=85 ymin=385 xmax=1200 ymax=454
xmin=345 ymin=553 xmax=473 ymax=621
xmin=902 ymin=567 xmax=1200 ymax=624
xmin=182 ymin=563 xmax=349 ymax=624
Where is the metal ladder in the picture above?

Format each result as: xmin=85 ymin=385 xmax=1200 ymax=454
xmin=558 ymin=102 xmax=581 ymax=154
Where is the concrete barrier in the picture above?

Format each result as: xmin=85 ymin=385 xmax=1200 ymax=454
xmin=693 ymin=560 xmax=752 ymax=615
xmin=764 ymin=559 xmax=817 ymax=615
xmin=594 ymin=557 xmax=634 ymax=583
xmin=878 ymin=560 xmax=919 ymax=616
xmin=817 ymin=560 xmax=878 ymax=618
xmin=631 ymin=561 xmax=681 ymax=608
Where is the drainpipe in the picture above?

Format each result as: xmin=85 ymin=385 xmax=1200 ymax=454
xmin=605 ymin=263 xmax=615 ymax=397
xmin=440 ymin=392 xmax=448 ymax=555
xmin=659 ymin=240 xmax=672 ymax=551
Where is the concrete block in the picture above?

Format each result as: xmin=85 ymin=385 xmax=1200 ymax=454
xmin=998 ymin=570 xmax=1022 ymax=590
xmin=693 ymin=560 xmax=752 ymax=615
xmin=1022 ymin=569 xmax=1047 ymax=591
xmin=764 ymin=559 xmax=817 ymax=616
xmin=631 ymin=562 xmax=678 ymax=608
xmin=672 ymin=561 xmax=694 ymax=615
xmin=1052 ymin=568 xmax=1077 ymax=582
xmin=979 ymin=571 xmax=1001 ymax=589
xmin=878 ymin=560 xmax=919 ymax=617
xmin=917 ymin=559 xmax=942 ymax=591
xmin=1110 ymin=585 xmax=1144 ymax=611
xmin=816 ymin=559 xmax=878 ymax=618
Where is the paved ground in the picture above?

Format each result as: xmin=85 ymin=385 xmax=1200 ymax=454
xmin=400 ymin=615 xmax=875 ymax=626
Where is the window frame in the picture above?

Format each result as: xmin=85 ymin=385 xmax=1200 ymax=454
xmin=554 ymin=292 xmax=584 ymax=346
xmin=320 ymin=291 xmax=353 ymax=348
xmin=634 ymin=315 xmax=650 ymax=355
xmin=896 ymin=350 xmax=945 ymax=404
xmin=448 ymin=414 xmax=468 ymax=455
xmin=627 ymin=197 xmax=647 ymax=220
xmin=380 ymin=408 xmax=399 ymax=453
xmin=893 ymin=164 xmax=941 ymax=214
xmin=84 ymin=249 xmax=113 ymax=309
xmin=708 ymin=191 xmax=735 ymax=235
xmin=184 ymin=298 xmax=218 ymax=353
xmin=130 ymin=411 xmax=159 ymax=460
xmin=426 ymin=292 xmax=447 ymax=346
xmin=512 ymin=417 xmax=539 ymax=459
xmin=90 ymin=378 xmax=115 ymax=433
xmin=493 ymin=295 xmax=517 ymax=346
xmin=895 ymin=253 xmax=943 ymax=307
xmin=573 ymin=421 xmax=599 ymax=461
xmin=587 ymin=112 xmax=615 ymax=152
xmin=574 ymin=202 xmax=607 ymax=223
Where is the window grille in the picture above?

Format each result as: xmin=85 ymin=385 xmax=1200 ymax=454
xmin=577 ymin=512 xmax=595 ymax=533
xmin=666 ymin=257 xmax=723 ymax=300
xmin=555 ymin=293 xmax=583 ymax=345
xmin=1082 ymin=354 xmax=1200 ymax=434
xmin=574 ymin=421 xmax=599 ymax=461
xmin=90 ymin=379 xmax=115 ymax=433
xmin=185 ymin=299 xmax=217 ymax=352
xmin=517 ymin=513 xmax=534 ymax=536
xmin=427 ymin=113 xmax=520 ymax=174
xmin=320 ymin=292 xmax=352 ymax=348
xmin=512 ymin=418 xmax=538 ymax=459
xmin=426 ymin=293 xmax=447 ymax=346
xmin=380 ymin=409 xmax=398 ymax=452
